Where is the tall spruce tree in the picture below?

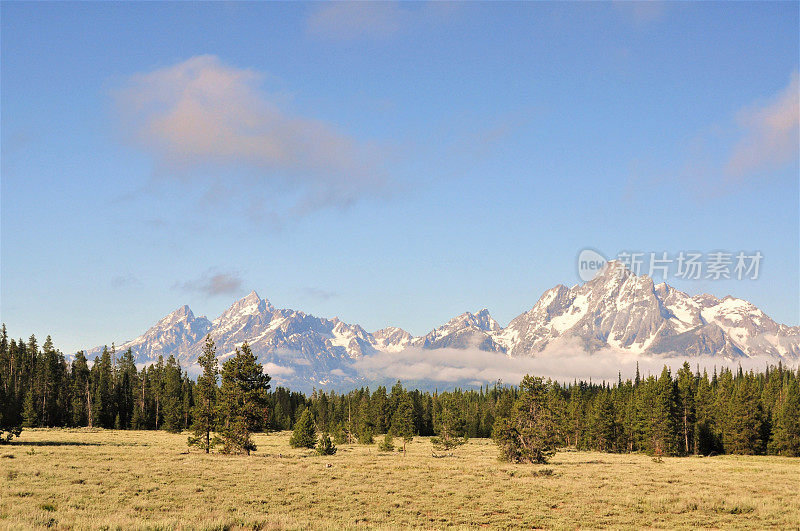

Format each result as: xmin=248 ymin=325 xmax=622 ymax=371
xmin=70 ymin=352 xmax=91 ymax=427
xmin=768 ymin=378 xmax=800 ymax=456
xmin=216 ymin=343 xmax=271 ymax=454
xmin=116 ymin=348 xmax=138 ymax=430
xmin=723 ymin=375 xmax=764 ymax=454
xmin=694 ymin=370 xmax=719 ymax=454
xmin=676 ymin=362 xmax=696 ymax=455
xmin=162 ymin=355 xmax=184 ymax=432
xmin=290 ymin=408 xmax=316 ymax=448
xmin=651 ymin=367 xmax=679 ymax=456
xmin=92 ymin=347 xmax=114 ymax=428
xmin=391 ymin=393 xmax=415 ymax=456
xmin=188 ymin=336 xmax=219 ymax=452
xmin=591 ymin=390 xmax=616 ymax=452
xmin=431 ymin=393 xmax=467 ymax=452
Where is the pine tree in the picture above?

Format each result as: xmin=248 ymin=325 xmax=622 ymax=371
xmin=0 ymin=325 xmax=21 ymax=442
xmin=92 ymin=347 xmax=114 ymax=428
xmin=162 ymin=355 xmax=184 ymax=432
xmin=769 ymin=378 xmax=800 ymax=456
xmin=188 ymin=336 xmax=218 ymax=452
xmin=494 ymin=375 xmax=559 ymax=463
xmin=723 ymin=375 xmax=764 ymax=454
xmin=694 ymin=370 xmax=718 ymax=454
xmin=431 ymin=393 xmax=467 ymax=453
xmin=357 ymin=424 xmax=374 ymax=444
xmin=378 ymin=432 xmax=395 ymax=452
xmin=290 ymin=408 xmax=316 ymax=448
xmin=316 ymin=432 xmax=337 ymax=455
xmin=70 ymin=352 xmax=91 ymax=427
xmin=22 ymin=385 xmax=38 ymax=427
xmin=40 ymin=336 xmax=65 ymax=427
xmin=590 ymin=390 xmax=616 ymax=452
xmin=116 ymin=348 xmax=138 ymax=429
xmin=676 ymin=362 xmax=696 ymax=455
xmin=567 ymin=383 xmax=584 ymax=448
xmin=216 ymin=343 xmax=271 ymax=455
xmin=152 ymin=356 xmax=165 ymax=429
xmin=650 ymin=367 xmax=679 ymax=457
xmin=391 ymin=393 xmax=414 ymax=456
xmin=0 ymin=374 xmax=20 ymax=442
xmin=372 ymin=386 xmax=390 ymax=434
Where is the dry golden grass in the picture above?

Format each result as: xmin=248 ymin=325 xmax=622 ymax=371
xmin=0 ymin=429 xmax=798 ymax=529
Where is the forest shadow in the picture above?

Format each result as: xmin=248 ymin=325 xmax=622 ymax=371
xmin=7 ymin=440 xmax=102 ymax=447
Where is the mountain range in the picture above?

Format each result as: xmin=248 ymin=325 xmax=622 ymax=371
xmin=86 ymin=261 xmax=800 ymax=390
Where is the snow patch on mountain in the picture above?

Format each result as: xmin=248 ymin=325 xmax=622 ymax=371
xmin=86 ymin=261 xmax=799 ymax=390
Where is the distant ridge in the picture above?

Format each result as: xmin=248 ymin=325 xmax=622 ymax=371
xmin=86 ymin=262 xmax=800 ymax=389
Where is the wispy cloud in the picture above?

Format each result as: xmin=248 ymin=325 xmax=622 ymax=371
xmin=726 ymin=73 xmax=799 ymax=181
xmin=307 ymin=2 xmax=404 ymax=40
xmin=302 ymin=287 xmax=339 ymax=301
xmin=614 ymin=1 xmax=669 ymax=26
xmin=114 ymin=55 xmax=388 ymax=217
xmin=445 ymin=110 xmax=537 ymax=163
xmin=110 ymin=273 xmax=141 ymax=288
xmin=623 ymin=73 xmax=799 ymax=202
xmin=305 ymin=1 xmax=458 ymax=41
xmin=175 ymin=268 xmax=242 ymax=297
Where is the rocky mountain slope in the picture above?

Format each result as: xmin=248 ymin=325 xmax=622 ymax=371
xmin=86 ymin=262 xmax=799 ymax=389
xmin=497 ymin=261 xmax=800 ymax=359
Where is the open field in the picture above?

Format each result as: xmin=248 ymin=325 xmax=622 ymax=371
xmin=1 ymin=429 xmax=798 ymax=529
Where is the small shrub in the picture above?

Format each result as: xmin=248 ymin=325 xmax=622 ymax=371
xmin=431 ymin=434 xmax=467 ymax=453
xmin=316 ymin=433 xmax=337 ymax=456
xmin=357 ymin=427 xmax=374 ymax=445
xmin=39 ymin=502 xmax=57 ymax=512
xmin=378 ymin=433 xmax=394 ymax=452
xmin=6 ymin=469 xmax=19 ymax=480
xmin=289 ymin=409 xmax=316 ymax=449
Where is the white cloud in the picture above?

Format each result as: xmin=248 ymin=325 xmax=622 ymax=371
xmin=305 ymin=1 xmax=458 ymax=41
xmin=114 ymin=55 xmax=387 ymax=216
xmin=306 ymin=2 xmax=404 ymax=40
xmin=262 ymin=362 xmax=296 ymax=377
xmin=354 ymin=340 xmax=794 ymax=386
xmin=726 ymin=73 xmax=799 ymax=180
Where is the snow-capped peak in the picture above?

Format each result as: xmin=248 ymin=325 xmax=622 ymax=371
xmin=212 ymin=290 xmax=274 ymax=326
xmin=86 ymin=265 xmax=799 ymax=391
xmin=157 ymin=305 xmax=195 ymax=326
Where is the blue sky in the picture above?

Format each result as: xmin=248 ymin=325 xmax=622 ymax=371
xmin=2 ymin=1 xmax=798 ymax=354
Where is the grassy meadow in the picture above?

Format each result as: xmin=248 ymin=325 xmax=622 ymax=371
xmin=0 ymin=429 xmax=798 ymax=529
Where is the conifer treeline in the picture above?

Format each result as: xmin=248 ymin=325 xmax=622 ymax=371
xmin=1 ymin=326 xmax=798 ymax=456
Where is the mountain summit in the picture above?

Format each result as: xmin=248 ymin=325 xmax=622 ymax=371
xmin=87 ymin=262 xmax=799 ymax=389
